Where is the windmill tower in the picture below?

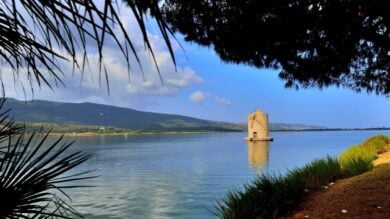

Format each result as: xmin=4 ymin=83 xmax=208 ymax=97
xmin=245 ymin=109 xmax=273 ymax=141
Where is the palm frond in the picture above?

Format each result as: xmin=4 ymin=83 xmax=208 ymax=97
xmin=0 ymin=101 xmax=93 ymax=218
xmin=0 ymin=99 xmax=23 ymax=144
xmin=0 ymin=0 xmax=174 ymax=93
xmin=0 ymin=132 xmax=93 ymax=218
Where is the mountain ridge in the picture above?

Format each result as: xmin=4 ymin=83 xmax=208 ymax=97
xmin=2 ymin=98 xmax=326 ymax=132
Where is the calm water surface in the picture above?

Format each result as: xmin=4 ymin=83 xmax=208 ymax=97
xmin=62 ymin=130 xmax=390 ymax=218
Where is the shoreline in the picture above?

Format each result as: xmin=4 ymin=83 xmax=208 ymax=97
xmin=39 ymin=130 xmax=242 ymax=137
xmin=217 ymin=135 xmax=390 ymax=218
xmin=270 ymin=128 xmax=390 ymax=132
xmin=31 ymin=128 xmax=390 ymax=137
xmin=289 ymin=143 xmax=390 ymax=218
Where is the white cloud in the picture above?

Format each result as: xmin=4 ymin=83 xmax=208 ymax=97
xmin=216 ymin=96 xmax=232 ymax=107
xmin=189 ymin=91 xmax=232 ymax=107
xmin=1 ymin=8 xmax=203 ymax=110
xmin=190 ymin=91 xmax=209 ymax=103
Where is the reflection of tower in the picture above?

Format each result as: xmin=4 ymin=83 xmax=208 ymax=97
xmin=244 ymin=109 xmax=273 ymax=141
xmin=247 ymin=141 xmax=269 ymax=172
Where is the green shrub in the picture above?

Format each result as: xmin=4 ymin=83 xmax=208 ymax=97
xmin=287 ymin=156 xmax=341 ymax=190
xmin=339 ymin=144 xmax=377 ymax=177
xmin=362 ymin=135 xmax=390 ymax=154
xmin=216 ymin=157 xmax=341 ymax=219
xmin=216 ymin=173 xmax=307 ymax=219
xmin=339 ymin=135 xmax=390 ymax=176
xmin=341 ymin=156 xmax=374 ymax=177
xmin=339 ymin=145 xmax=376 ymax=164
xmin=217 ymin=135 xmax=389 ymax=219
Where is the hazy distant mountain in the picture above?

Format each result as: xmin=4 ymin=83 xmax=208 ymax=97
xmin=3 ymin=98 xmax=326 ymax=132
xmin=3 ymin=98 xmax=243 ymax=132
xmin=269 ymin=123 xmax=326 ymax=131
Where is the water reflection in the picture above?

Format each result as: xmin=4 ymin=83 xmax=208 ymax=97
xmin=247 ymin=141 xmax=269 ymax=171
xmin=60 ymin=131 xmax=390 ymax=218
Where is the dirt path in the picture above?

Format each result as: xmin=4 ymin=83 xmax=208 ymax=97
xmin=374 ymin=150 xmax=390 ymax=166
xmin=285 ymin=151 xmax=390 ymax=219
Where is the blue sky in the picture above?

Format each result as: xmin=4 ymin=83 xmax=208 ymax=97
xmin=2 ymin=9 xmax=389 ymax=128
xmin=153 ymin=36 xmax=390 ymax=128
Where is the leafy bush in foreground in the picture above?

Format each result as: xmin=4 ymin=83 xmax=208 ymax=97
xmin=216 ymin=157 xmax=341 ymax=218
xmin=217 ymin=135 xmax=389 ymax=219
xmin=287 ymin=156 xmax=341 ymax=190
xmin=339 ymin=145 xmax=376 ymax=177
xmin=338 ymin=135 xmax=390 ymax=177
xmin=341 ymin=156 xmax=374 ymax=177
xmin=362 ymin=135 xmax=390 ymax=154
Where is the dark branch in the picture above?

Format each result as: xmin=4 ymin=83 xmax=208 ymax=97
xmin=162 ymin=0 xmax=390 ymax=96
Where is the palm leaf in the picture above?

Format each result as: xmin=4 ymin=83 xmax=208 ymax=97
xmin=0 ymin=101 xmax=93 ymax=218
xmin=0 ymin=0 xmax=175 ymax=92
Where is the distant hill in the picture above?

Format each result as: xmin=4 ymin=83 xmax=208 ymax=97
xmin=2 ymin=98 xmax=326 ymax=132
xmin=269 ymin=123 xmax=326 ymax=131
xmin=3 ymin=98 xmax=244 ymax=132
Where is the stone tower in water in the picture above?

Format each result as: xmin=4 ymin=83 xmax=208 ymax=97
xmin=245 ymin=109 xmax=273 ymax=141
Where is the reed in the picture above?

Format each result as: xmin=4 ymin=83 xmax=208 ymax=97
xmin=216 ymin=157 xmax=341 ymax=218
xmin=217 ymin=135 xmax=389 ymax=218
xmin=362 ymin=135 xmax=390 ymax=154
xmin=339 ymin=145 xmax=376 ymax=176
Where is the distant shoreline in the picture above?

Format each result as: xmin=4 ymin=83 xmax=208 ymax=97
xmin=270 ymin=128 xmax=390 ymax=132
xmin=39 ymin=128 xmax=390 ymax=137
xmin=44 ymin=130 xmax=242 ymax=137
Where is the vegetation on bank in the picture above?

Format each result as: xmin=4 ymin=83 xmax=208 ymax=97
xmin=17 ymin=120 xmax=390 ymax=136
xmin=5 ymin=98 xmax=245 ymax=132
xmin=17 ymin=121 xmax=243 ymax=136
xmin=19 ymin=122 xmax=148 ymax=135
xmin=339 ymin=135 xmax=390 ymax=177
xmin=7 ymin=99 xmax=390 ymax=133
xmin=217 ymin=135 xmax=390 ymax=218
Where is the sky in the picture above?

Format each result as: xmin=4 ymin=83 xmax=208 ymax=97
xmin=2 ymin=6 xmax=389 ymax=129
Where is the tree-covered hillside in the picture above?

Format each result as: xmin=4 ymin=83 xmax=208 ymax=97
xmin=4 ymin=98 xmax=243 ymax=132
xmin=4 ymin=99 xmax=330 ymax=132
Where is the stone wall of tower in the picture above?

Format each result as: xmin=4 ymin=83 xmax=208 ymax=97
xmin=246 ymin=109 xmax=272 ymax=141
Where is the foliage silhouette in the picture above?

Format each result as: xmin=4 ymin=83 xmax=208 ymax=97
xmin=0 ymin=100 xmax=93 ymax=218
xmin=3 ymin=1 xmax=390 ymax=95
xmin=162 ymin=0 xmax=390 ymax=95
xmin=2 ymin=0 xmax=389 ymax=218
xmin=0 ymin=1 xmax=166 ymax=217
xmin=0 ymin=0 xmax=173 ymax=93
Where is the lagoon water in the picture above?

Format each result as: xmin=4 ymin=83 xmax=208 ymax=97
xmin=63 ymin=130 xmax=390 ymax=218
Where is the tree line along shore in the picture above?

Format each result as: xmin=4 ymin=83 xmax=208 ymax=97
xmin=16 ymin=121 xmax=390 ymax=136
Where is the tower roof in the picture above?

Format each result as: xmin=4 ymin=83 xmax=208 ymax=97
xmin=248 ymin=109 xmax=266 ymax=118
xmin=253 ymin=109 xmax=265 ymax=115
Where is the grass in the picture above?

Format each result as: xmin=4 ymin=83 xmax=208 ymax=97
xmin=339 ymin=135 xmax=390 ymax=177
xmin=216 ymin=174 xmax=303 ymax=219
xmin=217 ymin=157 xmax=341 ymax=218
xmin=363 ymin=134 xmax=390 ymax=153
xmin=339 ymin=145 xmax=376 ymax=177
xmin=216 ymin=135 xmax=390 ymax=219
xmin=287 ymin=156 xmax=342 ymax=190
